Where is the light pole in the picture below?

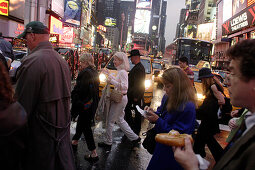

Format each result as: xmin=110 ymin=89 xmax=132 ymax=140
xmin=120 ymin=12 xmax=125 ymax=51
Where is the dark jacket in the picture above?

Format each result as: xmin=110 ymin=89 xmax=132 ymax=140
xmin=0 ymin=37 xmax=14 ymax=61
xmin=147 ymin=95 xmax=196 ymax=170
xmin=197 ymin=83 xmax=222 ymax=134
xmin=0 ymin=53 xmax=8 ymax=71
xmin=0 ymin=102 xmax=27 ymax=170
xmin=214 ymin=125 xmax=255 ymax=170
xmin=127 ymin=62 xmax=145 ymax=102
xmin=15 ymin=41 xmax=75 ymax=170
xmin=71 ymin=66 xmax=99 ymax=119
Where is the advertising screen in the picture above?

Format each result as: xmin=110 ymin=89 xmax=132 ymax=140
xmin=196 ymin=23 xmax=214 ymax=41
xmin=136 ymin=0 xmax=152 ymax=9
xmin=52 ymin=0 xmax=64 ymax=18
xmin=105 ymin=17 xmax=117 ymax=27
xmin=64 ymin=0 xmax=81 ymax=26
xmin=50 ymin=16 xmax=63 ymax=35
xmin=134 ymin=9 xmax=151 ymax=34
xmin=233 ymin=0 xmax=247 ymax=16
xmin=223 ymin=0 xmax=232 ymax=22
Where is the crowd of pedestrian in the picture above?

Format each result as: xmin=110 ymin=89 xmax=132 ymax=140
xmin=1 ymin=20 xmax=255 ymax=170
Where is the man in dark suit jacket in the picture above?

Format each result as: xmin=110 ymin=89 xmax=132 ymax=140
xmin=125 ymin=49 xmax=145 ymax=136
xmin=173 ymin=39 xmax=255 ymax=170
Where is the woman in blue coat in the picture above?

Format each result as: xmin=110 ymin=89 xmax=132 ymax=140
xmin=144 ymin=67 xmax=197 ymax=170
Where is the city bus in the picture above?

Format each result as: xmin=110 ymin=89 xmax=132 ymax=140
xmin=172 ymin=37 xmax=213 ymax=65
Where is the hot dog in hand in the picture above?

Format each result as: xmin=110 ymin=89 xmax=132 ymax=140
xmin=155 ymin=130 xmax=193 ymax=147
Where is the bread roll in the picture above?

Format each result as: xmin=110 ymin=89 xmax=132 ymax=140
xmin=155 ymin=130 xmax=193 ymax=147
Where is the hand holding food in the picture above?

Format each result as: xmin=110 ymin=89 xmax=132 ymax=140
xmin=155 ymin=130 xmax=193 ymax=147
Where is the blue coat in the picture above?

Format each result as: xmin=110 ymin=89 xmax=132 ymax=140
xmin=147 ymin=95 xmax=196 ymax=170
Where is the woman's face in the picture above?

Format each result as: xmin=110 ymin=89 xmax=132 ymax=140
xmin=113 ymin=56 xmax=123 ymax=67
xmin=163 ymin=80 xmax=173 ymax=96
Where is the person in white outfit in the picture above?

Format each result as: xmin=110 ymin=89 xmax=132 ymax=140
xmin=98 ymin=52 xmax=141 ymax=149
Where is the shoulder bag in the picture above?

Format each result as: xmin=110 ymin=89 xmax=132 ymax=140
xmin=142 ymin=99 xmax=167 ymax=154
xmin=110 ymin=81 xmax=123 ymax=103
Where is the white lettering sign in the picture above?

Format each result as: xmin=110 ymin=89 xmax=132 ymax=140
xmin=230 ymin=12 xmax=248 ymax=31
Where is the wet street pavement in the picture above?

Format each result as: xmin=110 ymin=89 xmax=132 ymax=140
xmin=71 ymin=82 xmax=230 ymax=170
xmin=71 ymin=83 xmax=163 ymax=170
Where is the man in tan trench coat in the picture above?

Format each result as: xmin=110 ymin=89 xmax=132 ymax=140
xmin=15 ymin=21 xmax=75 ymax=170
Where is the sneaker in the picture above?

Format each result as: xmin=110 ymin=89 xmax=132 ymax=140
xmin=98 ymin=142 xmax=112 ymax=148
xmin=84 ymin=154 xmax=99 ymax=164
xmin=132 ymin=137 xmax=141 ymax=146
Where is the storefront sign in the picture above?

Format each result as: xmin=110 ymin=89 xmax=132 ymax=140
xmin=222 ymin=3 xmax=255 ymax=36
xmin=50 ymin=16 xmax=63 ymax=35
xmin=0 ymin=0 xmax=9 ymax=16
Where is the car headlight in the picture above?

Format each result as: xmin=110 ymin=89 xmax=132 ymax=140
xmin=145 ymin=79 xmax=152 ymax=89
xmin=197 ymin=93 xmax=205 ymax=100
xmin=99 ymin=73 xmax=107 ymax=83
xmin=158 ymin=72 xmax=163 ymax=77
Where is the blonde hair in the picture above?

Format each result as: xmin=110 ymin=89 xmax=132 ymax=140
xmin=79 ymin=53 xmax=95 ymax=68
xmin=162 ymin=67 xmax=197 ymax=111
xmin=114 ymin=52 xmax=130 ymax=71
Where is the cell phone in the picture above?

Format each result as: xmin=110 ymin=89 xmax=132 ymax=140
xmin=136 ymin=105 xmax=147 ymax=117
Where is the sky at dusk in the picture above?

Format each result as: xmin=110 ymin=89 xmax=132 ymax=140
xmin=165 ymin=0 xmax=186 ymax=46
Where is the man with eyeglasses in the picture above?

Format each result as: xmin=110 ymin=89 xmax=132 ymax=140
xmin=15 ymin=21 xmax=75 ymax=170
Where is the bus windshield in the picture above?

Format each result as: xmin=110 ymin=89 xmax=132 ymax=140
xmin=174 ymin=38 xmax=213 ymax=65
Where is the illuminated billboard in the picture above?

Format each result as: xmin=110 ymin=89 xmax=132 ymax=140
xmin=105 ymin=17 xmax=117 ymax=27
xmin=233 ymin=0 xmax=247 ymax=15
xmin=134 ymin=9 xmax=151 ymax=34
xmin=64 ymin=0 xmax=81 ymax=26
xmin=136 ymin=0 xmax=152 ymax=9
xmin=50 ymin=16 xmax=63 ymax=35
xmin=52 ymin=0 xmax=64 ymax=17
xmin=223 ymin=0 xmax=232 ymax=22
xmin=196 ymin=23 xmax=214 ymax=41
xmin=0 ymin=0 xmax=9 ymax=16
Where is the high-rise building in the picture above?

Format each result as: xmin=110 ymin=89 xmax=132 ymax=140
xmin=175 ymin=8 xmax=188 ymax=39
xmin=96 ymin=0 xmax=121 ymax=50
xmin=198 ymin=0 xmax=216 ymax=24
xmin=119 ymin=0 xmax=136 ymax=51
xmin=159 ymin=1 xmax=167 ymax=53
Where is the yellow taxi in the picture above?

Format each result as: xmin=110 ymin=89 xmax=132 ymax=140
xmin=99 ymin=56 xmax=154 ymax=105
xmin=151 ymin=59 xmax=164 ymax=83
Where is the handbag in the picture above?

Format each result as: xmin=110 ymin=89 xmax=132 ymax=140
xmin=142 ymin=99 xmax=168 ymax=154
xmin=110 ymin=82 xmax=123 ymax=103
xmin=221 ymin=97 xmax=232 ymax=114
xmin=142 ymin=128 xmax=157 ymax=154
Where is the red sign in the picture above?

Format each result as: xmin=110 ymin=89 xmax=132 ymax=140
xmin=59 ymin=27 xmax=74 ymax=44
xmin=14 ymin=24 xmax=25 ymax=36
xmin=0 ymin=0 xmax=8 ymax=16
